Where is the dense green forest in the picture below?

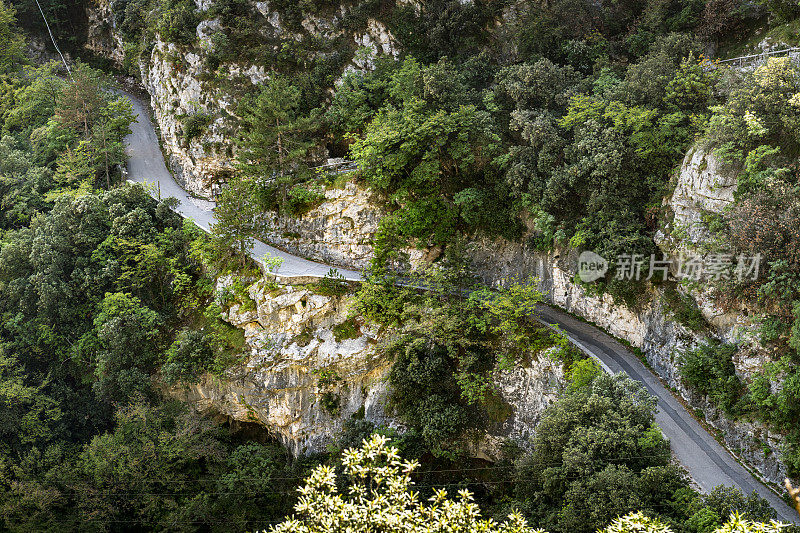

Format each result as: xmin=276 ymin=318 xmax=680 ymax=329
xmin=195 ymin=0 xmax=800 ymax=488
xmin=0 ymin=5 xmax=312 ymax=530
xmin=1 ymin=0 xmax=800 ymax=530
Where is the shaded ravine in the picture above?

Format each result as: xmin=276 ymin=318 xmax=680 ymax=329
xmin=121 ymin=91 xmax=798 ymax=523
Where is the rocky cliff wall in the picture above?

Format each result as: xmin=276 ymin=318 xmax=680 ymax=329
xmin=256 ymin=181 xmax=431 ymax=271
xmin=172 ymin=277 xmax=564 ymax=456
xmin=170 ymin=278 xmax=396 ymax=455
xmin=86 ymin=0 xmax=400 ymax=198
xmin=467 ymin=148 xmax=788 ymax=485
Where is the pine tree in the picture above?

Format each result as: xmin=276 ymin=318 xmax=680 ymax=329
xmin=210 ymin=172 xmax=259 ymax=269
xmin=235 ymin=75 xmax=319 ymax=210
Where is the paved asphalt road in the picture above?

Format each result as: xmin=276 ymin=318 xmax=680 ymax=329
xmin=121 ymin=91 xmax=798 ymax=523
xmin=122 ymin=91 xmax=361 ymax=281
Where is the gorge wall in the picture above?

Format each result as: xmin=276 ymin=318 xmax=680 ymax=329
xmin=86 ymin=0 xmax=400 ymax=199
xmin=468 ymin=147 xmax=788 ymax=485
xmin=170 ymin=277 xmax=564 ymax=457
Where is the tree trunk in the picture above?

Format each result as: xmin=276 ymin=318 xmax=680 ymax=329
xmin=276 ymin=118 xmax=288 ymax=209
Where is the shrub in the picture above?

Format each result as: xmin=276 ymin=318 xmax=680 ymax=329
xmin=387 ymin=337 xmax=472 ymax=457
xmin=181 ymin=112 xmax=212 ymax=145
xmin=312 ymin=268 xmax=349 ymax=297
xmin=566 ymin=357 xmax=603 ymax=391
xmin=662 ymin=286 xmax=709 ymax=332
xmin=157 ymin=0 xmax=199 ymax=46
xmin=161 ymin=329 xmax=214 ymax=384
xmin=320 ymin=391 xmax=340 ymax=416
xmin=679 ymin=341 xmax=744 ymax=416
xmin=286 ymin=183 xmax=325 ymax=216
xmin=332 ymin=317 xmax=360 ymax=342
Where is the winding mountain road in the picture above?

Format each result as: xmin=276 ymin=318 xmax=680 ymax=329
xmin=121 ymin=91 xmax=798 ymax=523
xmin=123 ymin=91 xmax=362 ymax=282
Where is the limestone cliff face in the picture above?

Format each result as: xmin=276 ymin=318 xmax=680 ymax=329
xmin=85 ymin=0 xmax=400 ymax=198
xmin=139 ymin=35 xmax=255 ymax=198
xmin=468 ymin=147 xmax=788 ymax=485
xmin=665 ymin=147 xmax=737 ymax=247
xmin=171 ymin=278 xmax=396 ymax=455
xmin=86 ymin=0 xmax=125 ymax=65
xmin=257 ymin=181 xmax=429 ymax=271
xmin=258 ymin=182 xmax=380 ymax=271
xmin=172 ymin=277 xmax=563 ymax=456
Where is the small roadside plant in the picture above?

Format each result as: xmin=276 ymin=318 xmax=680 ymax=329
xmin=332 ymin=317 xmax=360 ymax=342
xmin=313 ymin=268 xmax=349 ymax=297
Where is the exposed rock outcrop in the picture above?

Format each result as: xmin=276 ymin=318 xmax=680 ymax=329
xmin=85 ymin=0 xmax=125 ymax=65
xmin=662 ymin=147 xmax=737 ymax=248
xmin=492 ymin=353 xmax=564 ymax=447
xmin=139 ymin=36 xmax=243 ymax=198
xmin=172 ymin=277 xmax=564 ymax=456
xmin=257 ymin=181 xmax=428 ymax=271
xmin=86 ymin=0 xmax=400 ymax=198
xmin=258 ymin=182 xmax=380 ymax=271
xmin=171 ymin=279 xmax=396 ymax=455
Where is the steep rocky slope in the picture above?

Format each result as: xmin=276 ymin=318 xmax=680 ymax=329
xmin=171 ymin=277 xmax=564 ymax=456
xmin=86 ymin=0 xmax=399 ymax=198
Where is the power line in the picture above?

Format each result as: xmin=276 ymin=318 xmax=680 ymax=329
xmin=16 ymin=452 xmax=678 ymax=484
xmin=33 ymin=0 xmax=72 ymax=80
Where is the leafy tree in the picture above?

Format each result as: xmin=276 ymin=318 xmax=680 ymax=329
xmin=84 ymin=292 xmax=163 ymax=404
xmin=210 ymin=172 xmax=259 ymax=268
xmin=491 ymin=59 xmax=583 ymax=209
xmin=387 ymin=337 xmax=472 ymax=456
xmin=54 ymin=63 xmax=108 ymax=138
xmin=4 ymin=62 xmax=65 ymax=132
xmin=0 ymin=352 xmax=63 ymax=460
xmin=566 ymin=358 xmax=603 ymax=391
xmin=514 ymin=373 xmax=680 ymax=532
xmin=699 ymin=486 xmax=777 ymax=524
xmin=753 ymin=0 xmax=800 ymax=22
xmin=601 ymin=512 xmax=784 ymax=533
xmin=160 ymin=329 xmax=214 ymax=384
xmin=706 ymin=57 xmax=800 ymax=166
xmin=325 ymin=59 xmax=396 ymax=137
xmin=156 ymin=0 xmax=199 ymax=45
xmin=350 ymin=57 xmax=509 ymax=248
xmin=272 ymin=434 xmax=540 ymax=533
xmin=679 ymin=341 xmax=744 ymax=416
xmin=469 ymin=278 xmax=555 ymax=368
xmin=0 ymin=0 xmax=25 ymax=75
xmin=601 ymin=512 xmax=674 ymax=533
xmin=52 ymin=143 xmax=93 ymax=186
xmin=90 ymin=97 xmax=135 ymax=188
